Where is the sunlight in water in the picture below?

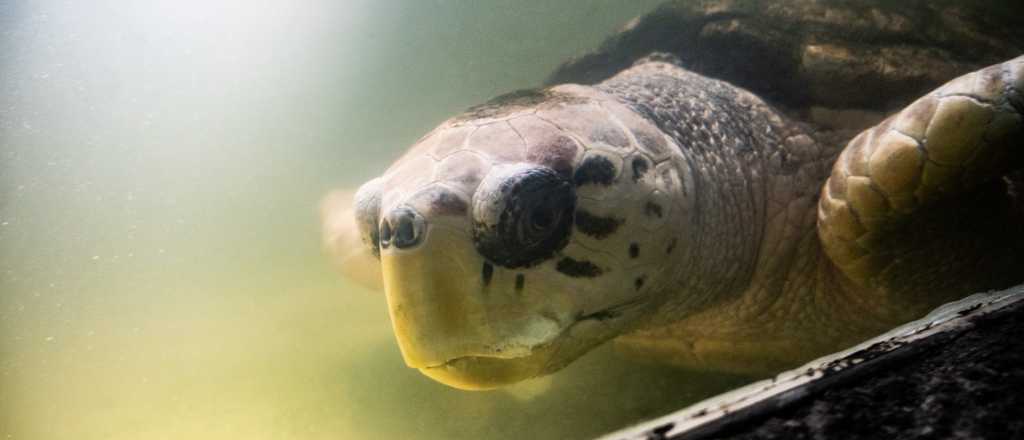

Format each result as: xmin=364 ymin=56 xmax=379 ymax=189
xmin=0 ymin=1 xmax=750 ymax=439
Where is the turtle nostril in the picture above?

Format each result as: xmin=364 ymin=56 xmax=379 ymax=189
xmin=379 ymin=218 xmax=393 ymax=249
xmin=392 ymin=208 xmax=422 ymax=249
xmin=381 ymin=206 xmax=425 ymax=250
xmin=395 ymin=215 xmax=414 ymax=246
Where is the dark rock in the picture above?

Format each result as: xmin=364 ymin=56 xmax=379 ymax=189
xmin=709 ymin=297 xmax=1024 ymax=440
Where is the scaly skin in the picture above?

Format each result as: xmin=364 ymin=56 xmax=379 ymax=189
xmin=820 ymin=58 xmax=1024 ymax=301
xmin=620 ymin=57 xmax=1024 ymax=373
xmin=324 ymin=57 xmax=1024 ymax=387
xmin=601 ymin=62 xmax=876 ymax=373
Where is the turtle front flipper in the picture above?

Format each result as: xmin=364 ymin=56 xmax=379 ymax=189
xmin=819 ymin=56 xmax=1024 ymax=314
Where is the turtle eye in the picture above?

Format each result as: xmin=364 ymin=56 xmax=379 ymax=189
xmin=530 ymin=209 xmax=555 ymax=230
xmin=472 ymin=164 xmax=576 ymax=269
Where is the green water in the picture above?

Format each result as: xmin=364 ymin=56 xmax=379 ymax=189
xmin=0 ymin=1 xmax=751 ymax=438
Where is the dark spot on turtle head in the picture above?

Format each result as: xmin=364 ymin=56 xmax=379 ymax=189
xmin=573 ymin=155 xmax=616 ymax=186
xmin=631 ymin=157 xmax=650 ymax=182
xmin=526 ymin=134 xmax=579 ymax=179
xmin=629 ymin=243 xmax=639 ymax=259
xmin=482 ymin=262 xmax=494 ymax=286
xmin=472 ymin=166 xmax=576 ymax=269
xmin=634 ymin=275 xmax=646 ymax=291
xmin=666 ymin=237 xmax=677 ymax=255
xmin=645 ymin=201 xmax=664 ymax=218
xmin=574 ymin=209 xmax=623 ymax=239
xmin=556 ymin=257 xmax=603 ymax=278
xmin=515 ymin=274 xmax=525 ymax=291
xmin=425 ymin=188 xmax=469 ymax=217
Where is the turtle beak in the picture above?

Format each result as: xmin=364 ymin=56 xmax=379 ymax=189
xmin=379 ymin=223 xmax=567 ymax=389
xmin=380 ymin=237 xmax=491 ymax=369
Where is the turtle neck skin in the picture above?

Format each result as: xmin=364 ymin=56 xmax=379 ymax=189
xmin=595 ymin=62 xmax=896 ymax=372
xmin=597 ymin=62 xmax=776 ymax=320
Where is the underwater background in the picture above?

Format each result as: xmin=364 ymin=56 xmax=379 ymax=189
xmin=0 ymin=1 xmax=753 ymax=438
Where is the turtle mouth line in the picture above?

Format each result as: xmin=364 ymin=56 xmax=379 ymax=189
xmin=574 ymin=298 xmax=646 ymax=323
xmin=424 ymin=298 xmax=646 ymax=370
xmin=422 ymin=342 xmax=553 ymax=370
xmin=415 ymin=299 xmax=649 ymax=389
xmin=426 ymin=352 xmax=539 ymax=369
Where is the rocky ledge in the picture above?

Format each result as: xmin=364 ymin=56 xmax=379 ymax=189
xmin=601 ymin=286 xmax=1024 ymax=440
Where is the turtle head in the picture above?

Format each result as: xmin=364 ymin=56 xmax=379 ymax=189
xmin=350 ymin=86 xmax=694 ymax=389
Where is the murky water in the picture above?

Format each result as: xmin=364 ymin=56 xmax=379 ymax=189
xmin=0 ymin=2 xmax=753 ymax=439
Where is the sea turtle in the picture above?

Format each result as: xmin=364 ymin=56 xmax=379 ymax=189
xmin=322 ymin=4 xmax=1024 ymax=390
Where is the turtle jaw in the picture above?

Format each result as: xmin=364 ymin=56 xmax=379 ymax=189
xmin=379 ymin=217 xmax=646 ymax=389
xmin=379 ymin=233 xmax=626 ymax=389
xmin=379 ymin=226 xmax=577 ymax=388
xmin=416 ymin=308 xmax=638 ymax=390
xmin=418 ymin=345 xmax=558 ymax=390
